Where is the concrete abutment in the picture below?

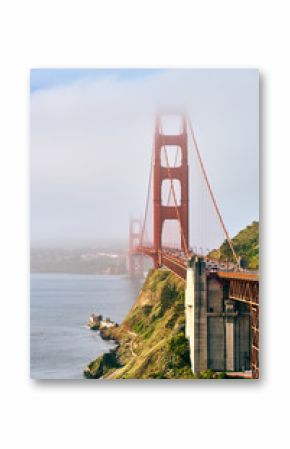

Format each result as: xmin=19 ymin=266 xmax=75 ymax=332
xmin=185 ymin=258 xmax=251 ymax=374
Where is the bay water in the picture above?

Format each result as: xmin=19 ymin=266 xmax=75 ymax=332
xmin=30 ymin=273 xmax=142 ymax=379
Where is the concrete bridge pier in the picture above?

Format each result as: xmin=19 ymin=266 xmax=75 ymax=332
xmin=185 ymin=265 xmax=194 ymax=339
xmin=224 ymin=300 xmax=236 ymax=371
xmin=185 ymin=264 xmax=194 ymax=368
xmin=185 ymin=257 xmax=207 ymax=373
xmin=185 ymin=257 xmax=251 ymax=375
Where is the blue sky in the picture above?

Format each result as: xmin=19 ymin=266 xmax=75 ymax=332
xmin=30 ymin=68 xmax=165 ymax=92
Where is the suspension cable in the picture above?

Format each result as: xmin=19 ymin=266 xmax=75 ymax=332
xmin=187 ymin=118 xmax=239 ymax=266
xmin=140 ymin=140 xmax=154 ymax=246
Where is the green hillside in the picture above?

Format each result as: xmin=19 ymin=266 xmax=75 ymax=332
xmin=209 ymin=221 xmax=259 ymax=269
xmin=84 ymin=269 xmax=225 ymax=379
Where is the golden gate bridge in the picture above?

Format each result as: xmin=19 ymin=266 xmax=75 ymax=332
xmin=128 ymin=113 xmax=259 ymax=378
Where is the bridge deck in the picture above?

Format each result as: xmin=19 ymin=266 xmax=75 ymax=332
xmin=134 ymin=246 xmax=259 ymax=283
xmin=217 ymin=271 xmax=259 ymax=282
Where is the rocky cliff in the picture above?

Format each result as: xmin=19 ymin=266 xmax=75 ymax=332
xmin=84 ymin=269 xmax=195 ymax=379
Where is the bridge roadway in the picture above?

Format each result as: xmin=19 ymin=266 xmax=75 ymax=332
xmin=135 ymin=246 xmax=259 ymax=320
xmin=134 ymin=245 xmax=259 ymax=284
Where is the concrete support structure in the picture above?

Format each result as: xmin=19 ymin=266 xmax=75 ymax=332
xmin=225 ymin=300 xmax=236 ymax=371
xmin=185 ymin=257 xmax=207 ymax=372
xmin=185 ymin=265 xmax=195 ymax=369
xmin=195 ymin=258 xmax=208 ymax=371
xmin=185 ymin=257 xmax=251 ymax=374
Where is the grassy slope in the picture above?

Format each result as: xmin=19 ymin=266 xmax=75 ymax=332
xmin=85 ymin=269 xmax=227 ymax=379
xmin=85 ymin=269 xmax=195 ymax=379
xmin=209 ymin=221 xmax=259 ymax=269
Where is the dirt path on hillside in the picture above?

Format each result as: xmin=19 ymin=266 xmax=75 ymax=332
xmin=127 ymin=331 xmax=137 ymax=356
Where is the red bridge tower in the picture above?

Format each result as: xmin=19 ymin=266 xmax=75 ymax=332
xmin=153 ymin=114 xmax=189 ymax=267
xmin=128 ymin=218 xmax=144 ymax=277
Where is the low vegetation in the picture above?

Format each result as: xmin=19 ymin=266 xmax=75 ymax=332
xmin=209 ymin=221 xmax=259 ymax=269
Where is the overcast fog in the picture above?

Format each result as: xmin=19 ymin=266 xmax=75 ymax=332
xmin=30 ymin=69 xmax=259 ymax=248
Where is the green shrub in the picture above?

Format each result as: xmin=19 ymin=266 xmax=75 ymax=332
xmin=168 ymin=332 xmax=191 ymax=368
xmin=132 ymin=319 xmax=145 ymax=334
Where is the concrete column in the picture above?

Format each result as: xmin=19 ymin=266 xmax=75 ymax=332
xmin=185 ymin=257 xmax=207 ymax=373
xmin=185 ymin=265 xmax=195 ymax=371
xmin=225 ymin=300 xmax=235 ymax=371
xmin=195 ymin=258 xmax=207 ymax=371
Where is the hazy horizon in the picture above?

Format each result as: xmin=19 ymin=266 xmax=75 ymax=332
xmin=31 ymin=236 xmax=128 ymax=249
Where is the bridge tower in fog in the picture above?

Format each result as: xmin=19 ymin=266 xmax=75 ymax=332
xmin=128 ymin=218 xmax=144 ymax=277
xmin=153 ymin=114 xmax=189 ymax=267
xmin=127 ymin=113 xmax=259 ymax=378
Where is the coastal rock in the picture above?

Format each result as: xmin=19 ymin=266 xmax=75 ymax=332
xmin=88 ymin=314 xmax=118 ymax=338
xmin=99 ymin=327 xmax=117 ymax=341
xmin=84 ymin=349 xmax=120 ymax=379
xmin=88 ymin=314 xmax=103 ymax=330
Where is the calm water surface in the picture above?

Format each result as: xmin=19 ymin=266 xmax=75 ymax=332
xmin=31 ymin=273 xmax=142 ymax=379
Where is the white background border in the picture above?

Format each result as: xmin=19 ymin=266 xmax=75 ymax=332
xmin=0 ymin=1 xmax=289 ymax=448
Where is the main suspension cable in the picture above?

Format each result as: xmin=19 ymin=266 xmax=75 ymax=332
xmin=140 ymin=140 xmax=154 ymax=246
xmin=187 ymin=118 xmax=239 ymax=266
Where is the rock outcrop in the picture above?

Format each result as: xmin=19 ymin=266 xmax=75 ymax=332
xmin=88 ymin=314 xmax=118 ymax=340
